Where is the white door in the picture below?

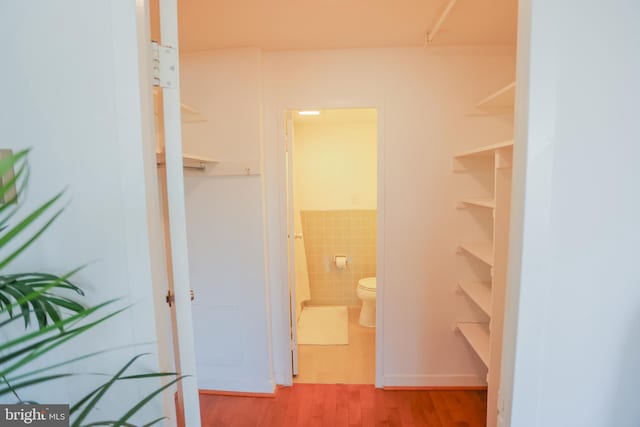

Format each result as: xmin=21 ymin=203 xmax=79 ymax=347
xmin=155 ymin=0 xmax=201 ymax=425
xmin=286 ymin=113 xmax=299 ymax=376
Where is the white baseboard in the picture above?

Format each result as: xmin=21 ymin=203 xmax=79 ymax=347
xmin=197 ymin=377 xmax=276 ymax=394
xmin=383 ymin=374 xmax=486 ymax=388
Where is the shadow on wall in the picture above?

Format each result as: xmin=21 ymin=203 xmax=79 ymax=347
xmin=300 ymin=209 xmax=376 ymax=306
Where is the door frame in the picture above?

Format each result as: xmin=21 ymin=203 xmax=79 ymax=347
xmin=285 ymin=113 xmax=299 ymax=376
xmin=136 ymin=0 xmax=202 ymax=425
xmin=280 ymin=104 xmax=386 ymax=387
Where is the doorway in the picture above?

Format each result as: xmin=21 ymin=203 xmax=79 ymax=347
xmin=286 ymin=108 xmax=379 ymax=384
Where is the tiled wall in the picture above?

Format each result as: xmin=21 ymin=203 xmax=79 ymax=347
xmin=300 ymin=210 xmax=377 ymax=306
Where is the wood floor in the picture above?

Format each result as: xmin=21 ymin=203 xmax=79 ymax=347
xmin=295 ymin=306 xmax=376 ymax=384
xmin=199 ymin=384 xmax=487 ymax=426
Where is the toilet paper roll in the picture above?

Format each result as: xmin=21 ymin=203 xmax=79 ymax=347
xmin=335 ymin=255 xmax=348 ymax=270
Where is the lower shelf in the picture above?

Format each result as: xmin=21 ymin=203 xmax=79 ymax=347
xmin=457 ymin=322 xmax=490 ymax=367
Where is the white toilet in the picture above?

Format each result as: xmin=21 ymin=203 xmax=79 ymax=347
xmin=357 ymin=277 xmax=377 ymax=327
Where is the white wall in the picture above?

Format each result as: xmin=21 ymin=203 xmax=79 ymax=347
xmin=0 ymin=1 xmax=171 ymax=424
xmin=503 ymin=1 xmax=640 ymax=426
xmin=178 ymin=46 xmax=515 ymax=391
xmin=263 ymin=47 xmax=515 ymax=386
xmin=294 ymin=119 xmax=378 ymax=210
xmin=179 ymin=49 xmax=274 ymax=393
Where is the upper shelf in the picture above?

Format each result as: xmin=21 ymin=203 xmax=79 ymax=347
xmin=472 ymin=82 xmax=516 ymax=115
xmin=181 ymin=103 xmax=206 ymax=123
xmin=156 ymin=152 xmax=218 ymax=171
xmin=454 ymin=140 xmax=513 ymax=159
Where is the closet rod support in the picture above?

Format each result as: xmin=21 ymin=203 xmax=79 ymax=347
xmin=425 ymin=0 xmax=458 ymax=46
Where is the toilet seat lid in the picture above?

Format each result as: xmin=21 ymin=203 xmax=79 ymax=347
xmin=358 ymin=277 xmax=376 ymax=290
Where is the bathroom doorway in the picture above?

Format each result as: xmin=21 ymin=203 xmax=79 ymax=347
xmin=286 ymin=108 xmax=379 ymax=384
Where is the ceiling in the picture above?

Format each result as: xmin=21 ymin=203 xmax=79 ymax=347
xmin=177 ymin=0 xmax=518 ymax=52
xmin=292 ymin=108 xmax=378 ymax=126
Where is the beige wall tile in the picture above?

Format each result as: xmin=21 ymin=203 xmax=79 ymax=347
xmin=301 ymin=209 xmax=376 ymax=305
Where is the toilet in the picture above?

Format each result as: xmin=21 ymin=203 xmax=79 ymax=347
xmin=357 ymin=277 xmax=377 ymax=327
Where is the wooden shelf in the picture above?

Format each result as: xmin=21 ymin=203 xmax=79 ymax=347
xmin=473 ymin=82 xmax=516 ymax=115
xmin=459 ymin=282 xmax=491 ymax=316
xmin=454 ymin=140 xmax=514 ymax=159
xmin=181 ymin=103 xmax=206 ymax=123
xmin=459 ymin=242 xmax=494 ymax=266
xmin=460 ymin=198 xmax=495 ymax=209
xmin=457 ymin=322 xmax=490 ymax=367
xmin=156 ymin=152 xmax=218 ymax=171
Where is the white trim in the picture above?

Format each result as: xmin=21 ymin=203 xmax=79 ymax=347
xmin=199 ymin=379 xmax=276 ymax=395
xmin=126 ymin=0 xmax=179 ymax=423
xmin=499 ymin=0 xmax=534 ymax=425
xmin=375 ymin=106 xmax=385 ymax=388
xmin=157 ymin=0 xmax=202 ymax=424
xmin=383 ymin=374 xmax=487 ymax=388
xmin=273 ymin=101 xmax=386 ymax=387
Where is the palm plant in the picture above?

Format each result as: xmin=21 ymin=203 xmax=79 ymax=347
xmin=0 ymin=150 xmax=181 ymax=426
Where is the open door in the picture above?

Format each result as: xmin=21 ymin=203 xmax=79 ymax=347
xmin=150 ymin=0 xmax=201 ymax=425
xmin=286 ymin=113 xmax=299 ymax=377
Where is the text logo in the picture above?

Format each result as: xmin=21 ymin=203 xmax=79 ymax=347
xmin=0 ymin=405 xmax=69 ymax=426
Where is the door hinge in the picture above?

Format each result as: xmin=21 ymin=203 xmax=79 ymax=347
xmin=151 ymin=41 xmax=178 ymax=88
xmin=165 ymin=289 xmax=175 ymax=307
xmin=165 ymin=289 xmax=195 ymax=307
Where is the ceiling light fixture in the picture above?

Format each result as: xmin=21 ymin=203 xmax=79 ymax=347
xmin=298 ymin=111 xmax=320 ymax=116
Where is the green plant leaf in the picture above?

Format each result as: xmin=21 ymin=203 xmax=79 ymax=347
xmin=0 ymin=299 xmax=117 ymax=355
xmin=0 ymin=374 xmax=72 ymax=397
xmin=71 ymin=354 xmax=150 ymax=426
xmin=140 ymin=416 xmax=168 ymax=427
xmin=81 ymin=422 xmax=137 ymax=427
xmin=0 ymin=149 xmax=28 ymax=178
xmin=0 ymin=304 xmax=128 ymax=379
xmin=0 ymin=151 xmax=183 ymax=423
xmin=112 ymin=376 xmax=184 ymax=427
xmin=0 ymin=267 xmax=86 ymax=329
xmin=1 ymin=284 xmax=31 ymax=327
xmin=0 ymin=292 xmax=12 ymax=316
xmin=5 ymin=342 xmax=153 ymax=384
xmin=0 ymin=201 xmax=65 ymax=270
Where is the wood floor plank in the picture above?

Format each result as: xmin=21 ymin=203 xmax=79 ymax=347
xmin=348 ymin=385 xmax=363 ymax=426
xmin=428 ymin=391 xmax=456 ymax=426
xmin=198 ymin=385 xmax=487 ymax=426
xmin=335 ymin=384 xmax=350 ymax=427
xmin=321 ymin=381 xmax=338 ymax=426
xmin=360 ymin=385 xmax=375 ymax=426
xmin=417 ymin=390 xmax=444 ymax=427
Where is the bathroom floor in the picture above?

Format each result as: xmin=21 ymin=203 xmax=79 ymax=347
xmin=295 ymin=306 xmax=375 ymax=384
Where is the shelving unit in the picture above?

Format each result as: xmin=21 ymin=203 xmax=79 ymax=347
xmin=458 ymin=281 xmax=491 ymax=316
xmin=459 ymin=198 xmax=495 ymax=209
xmin=457 ymin=323 xmax=490 ymax=367
xmin=458 ymin=242 xmax=494 ymax=266
xmin=181 ymin=103 xmax=206 ymax=123
xmin=454 ymin=140 xmax=513 ymax=159
xmin=455 ymin=82 xmax=515 ymax=427
xmin=471 ymin=82 xmax=516 ymax=115
xmin=156 ymin=152 xmax=218 ymax=171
